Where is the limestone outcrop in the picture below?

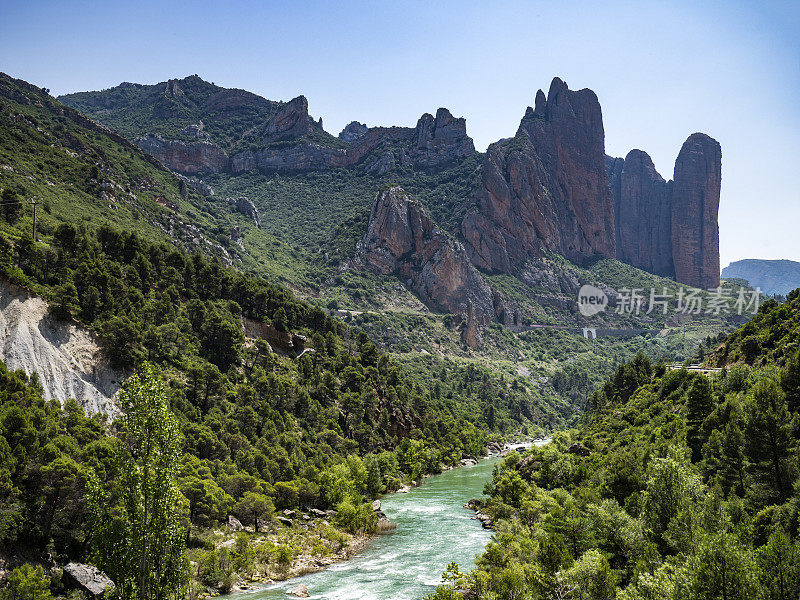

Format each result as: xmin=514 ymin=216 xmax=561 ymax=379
xmin=338 ymin=121 xmax=368 ymax=142
xmin=226 ymin=196 xmax=261 ymax=227
xmin=607 ymin=150 xmax=674 ymax=277
xmin=670 ymin=133 xmax=722 ymax=289
xmin=135 ymin=134 xmax=228 ymax=174
xmin=608 ymin=133 xmax=722 ymax=288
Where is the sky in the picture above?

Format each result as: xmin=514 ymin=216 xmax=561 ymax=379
xmin=1 ymin=0 xmax=799 ymax=268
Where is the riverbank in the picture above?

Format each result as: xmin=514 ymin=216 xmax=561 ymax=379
xmin=221 ymin=438 xmax=550 ymax=599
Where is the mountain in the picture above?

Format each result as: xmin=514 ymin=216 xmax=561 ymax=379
xmin=60 ymin=75 xmax=721 ymax=291
xmin=607 ymin=133 xmax=722 ymax=289
xmin=60 ymin=77 xmax=474 ymax=175
xmin=722 ymin=259 xmax=800 ymax=296
xmin=42 ymin=72 xmax=741 ymax=406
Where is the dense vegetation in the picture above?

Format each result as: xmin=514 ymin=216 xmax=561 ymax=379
xmin=431 ymin=289 xmax=800 ymax=599
xmin=0 ymin=207 xmax=543 ymax=592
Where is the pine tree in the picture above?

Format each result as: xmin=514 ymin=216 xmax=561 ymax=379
xmin=745 ymin=377 xmax=797 ymax=504
xmin=686 ymin=376 xmax=714 ymax=462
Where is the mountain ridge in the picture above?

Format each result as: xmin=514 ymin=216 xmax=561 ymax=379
xmin=60 ymin=74 xmax=722 ymax=291
xmin=722 ymin=258 xmax=800 ymax=296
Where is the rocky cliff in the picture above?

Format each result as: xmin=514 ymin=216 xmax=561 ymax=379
xmin=0 ymin=279 xmax=121 ymax=416
xmin=338 ymin=121 xmax=368 ymax=142
xmin=357 ymin=187 xmax=495 ymax=323
xmin=262 ymin=95 xmax=313 ymax=142
xmin=607 ymin=150 xmax=674 ymax=277
xmin=608 ymin=133 xmax=722 ymax=288
xmin=135 ymin=134 xmax=229 ymax=174
xmin=355 ymin=187 xmax=519 ymax=346
xmin=462 ymin=78 xmax=616 ymax=273
xmin=671 ymin=133 xmax=722 ymax=289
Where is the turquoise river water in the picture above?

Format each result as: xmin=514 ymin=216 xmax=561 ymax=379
xmin=230 ymin=440 xmax=545 ymax=600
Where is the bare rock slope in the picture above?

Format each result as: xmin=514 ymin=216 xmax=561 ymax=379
xmin=0 ymin=279 xmax=121 ymax=416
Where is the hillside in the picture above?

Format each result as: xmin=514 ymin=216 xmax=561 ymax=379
xmin=431 ymin=288 xmax=800 ymax=599
xmin=0 ymin=207 xmax=550 ymax=595
xmin=722 ymin=259 xmax=800 ymax=296
xmin=54 ymin=76 xmax=743 ymax=405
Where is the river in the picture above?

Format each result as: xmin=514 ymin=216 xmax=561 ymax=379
xmin=230 ymin=441 xmax=545 ymax=600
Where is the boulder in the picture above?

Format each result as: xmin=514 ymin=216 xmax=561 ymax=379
xmin=566 ymin=442 xmax=591 ymax=457
xmin=309 ymin=508 xmax=327 ymax=518
xmin=62 ymin=563 xmax=114 ymax=599
xmin=376 ymin=511 xmax=395 ymax=531
xmin=288 ymin=583 xmax=310 ymax=597
xmin=227 ymin=515 xmax=243 ymax=531
xmin=371 ymin=499 xmax=381 ymax=512
xmin=276 ymin=516 xmax=293 ymax=526
xmin=282 ymin=509 xmax=296 ymax=518
xmin=464 ymin=498 xmax=484 ymax=510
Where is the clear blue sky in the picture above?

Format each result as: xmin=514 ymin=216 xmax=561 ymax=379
xmin=2 ymin=0 xmax=798 ymax=267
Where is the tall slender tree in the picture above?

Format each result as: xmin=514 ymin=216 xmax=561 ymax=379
xmin=89 ymin=364 xmax=188 ymax=600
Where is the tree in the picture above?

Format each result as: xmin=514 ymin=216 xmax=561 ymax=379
xmin=232 ymin=492 xmax=274 ymax=532
xmin=686 ymin=376 xmax=714 ymax=462
xmin=272 ymin=307 xmax=288 ymax=332
xmin=199 ymin=306 xmax=243 ymax=371
xmin=757 ymin=528 xmax=800 ymax=600
xmin=1 ymin=189 xmax=23 ymax=223
xmin=781 ymin=350 xmax=800 ymax=413
xmin=99 ymin=316 xmax=144 ymax=370
xmin=686 ymin=532 xmax=759 ymax=600
xmin=744 ymin=377 xmax=796 ymax=503
xmin=51 ymin=282 xmax=79 ymax=321
xmin=563 ymin=549 xmax=617 ymax=600
xmin=641 ymin=454 xmax=704 ymax=552
xmin=88 ymin=364 xmax=187 ymax=600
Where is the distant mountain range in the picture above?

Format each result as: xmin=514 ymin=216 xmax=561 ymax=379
xmin=722 ymin=259 xmax=800 ymax=296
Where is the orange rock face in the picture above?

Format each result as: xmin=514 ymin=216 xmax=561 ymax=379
xmin=671 ymin=133 xmax=722 ymax=289
xmin=462 ymin=78 xmax=617 ymax=274
xmin=357 ymin=187 xmax=495 ymax=328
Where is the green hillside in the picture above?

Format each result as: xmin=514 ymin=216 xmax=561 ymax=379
xmin=432 ymin=288 xmax=800 ymax=599
xmin=53 ymin=74 xmax=751 ymax=430
xmin=58 ymin=75 xmax=343 ymax=152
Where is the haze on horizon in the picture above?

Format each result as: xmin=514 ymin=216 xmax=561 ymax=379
xmin=1 ymin=0 xmax=798 ymax=270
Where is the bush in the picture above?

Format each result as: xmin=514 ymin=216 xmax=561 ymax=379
xmin=1 ymin=564 xmax=52 ymax=600
xmin=334 ymin=500 xmax=377 ymax=534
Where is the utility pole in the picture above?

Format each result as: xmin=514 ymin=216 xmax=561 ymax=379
xmin=29 ymin=197 xmax=39 ymax=242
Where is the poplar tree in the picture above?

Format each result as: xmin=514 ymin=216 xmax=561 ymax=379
xmin=89 ymin=364 xmax=188 ymax=600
